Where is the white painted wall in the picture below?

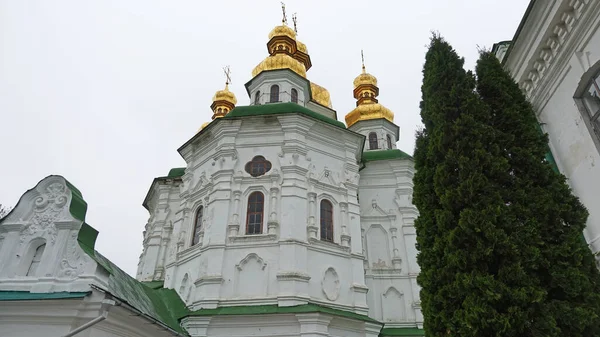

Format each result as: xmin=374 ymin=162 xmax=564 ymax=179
xmin=358 ymin=158 xmax=422 ymax=327
xmin=503 ymin=0 xmax=600 ymax=261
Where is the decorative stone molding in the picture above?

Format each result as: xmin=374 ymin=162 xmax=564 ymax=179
xmin=515 ymin=0 xmax=591 ymax=97
xmin=229 ymin=233 xmax=277 ymax=244
xmin=321 ymin=267 xmax=340 ymax=301
xmin=276 ymin=271 xmax=311 ymax=282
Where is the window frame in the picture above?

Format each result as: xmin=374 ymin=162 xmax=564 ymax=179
xmin=255 ymin=90 xmax=261 ymax=105
xmin=320 ymin=199 xmax=334 ymax=242
xmin=246 ymin=191 xmax=265 ymax=235
xmin=576 ymin=66 xmax=600 ymax=154
xmin=386 ymin=134 xmax=393 ymax=149
xmin=191 ymin=205 xmax=204 ymax=246
xmin=270 ymin=85 xmax=280 ymax=103
xmin=291 ymin=88 xmax=298 ymax=104
xmin=368 ymin=132 xmax=379 ymax=150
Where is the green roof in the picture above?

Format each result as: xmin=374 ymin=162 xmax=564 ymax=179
xmin=224 ymin=103 xmax=346 ymax=129
xmin=184 ymin=303 xmax=379 ymax=323
xmin=362 ymin=149 xmax=413 ymax=163
xmin=167 ymin=167 xmax=186 ymax=178
xmin=380 ymin=328 xmax=425 ymax=336
xmin=78 ymin=223 xmax=189 ymax=334
xmin=0 ymin=291 xmax=90 ymax=301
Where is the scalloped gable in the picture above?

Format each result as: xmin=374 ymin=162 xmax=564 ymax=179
xmin=0 ymin=175 xmax=188 ymax=334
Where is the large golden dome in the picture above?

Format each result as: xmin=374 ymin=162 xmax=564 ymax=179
xmin=345 ymin=103 xmax=394 ymax=127
xmin=268 ymin=25 xmax=296 ymax=40
xmin=252 ymin=53 xmax=307 ymax=78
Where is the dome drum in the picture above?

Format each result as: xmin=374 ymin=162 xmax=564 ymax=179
xmin=267 ymin=36 xmax=298 ymax=56
xmin=210 ymin=100 xmax=235 ymax=119
xmin=353 ymin=84 xmax=379 ymax=102
xmin=293 ymin=50 xmax=312 ymax=71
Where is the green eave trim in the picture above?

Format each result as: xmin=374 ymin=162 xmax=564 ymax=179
xmin=183 ymin=303 xmax=379 ymax=323
xmin=380 ymin=328 xmax=425 ymax=336
xmin=362 ymin=149 xmax=413 ymax=163
xmin=167 ymin=167 xmax=186 ymax=178
xmin=224 ymin=103 xmax=346 ymax=129
xmin=0 ymin=291 xmax=90 ymax=301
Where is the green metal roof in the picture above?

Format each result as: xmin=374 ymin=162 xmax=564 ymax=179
xmin=224 ymin=103 xmax=346 ymax=129
xmin=362 ymin=149 xmax=413 ymax=163
xmin=78 ymin=223 xmax=189 ymax=334
xmin=0 ymin=291 xmax=90 ymax=301
xmin=184 ymin=303 xmax=379 ymax=323
xmin=167 ymin=168 xmax=186 ymax=178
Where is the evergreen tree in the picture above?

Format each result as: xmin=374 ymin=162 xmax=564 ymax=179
xmin=475 ymin=51 xmax=600 ymax=336
xmin=414 ymin=35 xmax=551 ymax=336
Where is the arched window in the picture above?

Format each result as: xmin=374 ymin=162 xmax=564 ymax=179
xmin=369 ymin=132 xmax=378 ymax=150
xmin=254 ymin=91 xmax=261 ymax=105
xmin=27 ymin=243 xmax=45 ymax=276
xmin=387 ymin=134 xmax=393 ymax=149
xmin=270 ymin=85 xmax=280 ymax=103
xmin=246 ymin=192 xmax=264 ymax=235
xmin=291 ymin=88 xmax=298 ymax=103
xmin=320 ymin=200 xmax=333 ymax=242
xmin=192 ymin=206 xmax=203 ymax=246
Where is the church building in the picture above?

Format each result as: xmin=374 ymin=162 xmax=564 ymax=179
xmin=0 ymin=18 xmax=423 ymax=337
xmin=493 ymin=0 xmax=600 ymax=265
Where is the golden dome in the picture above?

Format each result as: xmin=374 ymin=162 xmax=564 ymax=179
xmin=268 ymin=25 xmax=296 ymax=40
xmin=252 ymin=53 xmax=307 ymax=78
xmin=310 ymin=82 xmax=332 ymax=108
xmin=296 ymin=40 xmax=308 ymax=53
xmin=211 ymin=83 xmax=237 ymax=119
xmin=345 ymin=103 xmax=394 ymax=127
xmin=212 ymin=83 xmax=237 ymax=105
xmin=353 ymin=68 xmax=378 ymax=89
xmin=197 ymin=121 xmax=210 ymax=133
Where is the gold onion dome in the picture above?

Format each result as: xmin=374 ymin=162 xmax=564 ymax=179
xmin=210 ymin=83 xmax=237 ymax=120
xmin=268 ymin=24 xmax=296 ymax=40
xmin=310 ymin=82 xmax=332 ymax=108
xmin=353 ymin=68 xmax=378 ymax=88
xmin=345 ymin=65 xmax=394 ymax=127
xmin=252 ymin=53 xmax=307 ymax=78
xmin=296 ymin=40 xmax=308 ymax=53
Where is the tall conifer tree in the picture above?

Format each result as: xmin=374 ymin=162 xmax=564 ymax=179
xmin=475 ymin=51 xmax=600 ymax=336
xmin=414 ymin=36 xmax=552 ymax=336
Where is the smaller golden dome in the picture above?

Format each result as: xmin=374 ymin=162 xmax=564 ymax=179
xmin=212 ymin=84 xmax=237 ymax=106
xmin=345 ymin=103 xmax=394 ymax=127
xmin=198 ymin=121 xmax=210 ymax=133
xmin=296 ymin=40 xmax=308 ymax=53
xmin=353 ymin=68 xmax=378 ymax=89
xmin=252 ymin=53 xmax=307 ymax=78
xmin=310 ymin=82 xmax=332 ymax=108
xmin=268 ymin=25 xmax=296 ymax=40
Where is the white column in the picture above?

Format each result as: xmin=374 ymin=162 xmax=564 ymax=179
xmin=307 ymin=192 xmax=318 ymax=239
xmin=228 ymin=191 xmax=242 ymax=238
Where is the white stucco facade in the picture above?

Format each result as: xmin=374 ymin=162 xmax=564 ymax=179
xmin=496 ymin=0 xmax=600 ymax=262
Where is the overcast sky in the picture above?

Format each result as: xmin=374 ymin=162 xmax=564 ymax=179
xmin=0 ymin=0 xmax=529 ymax=276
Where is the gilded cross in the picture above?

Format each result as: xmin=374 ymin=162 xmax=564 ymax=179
xmin=292 ymin=13 xmax=298 ymax=34
xmin=281 ymin=2 xmax=288 ymax=25
xmin=223 ymin=66 xmax=232 ymax=85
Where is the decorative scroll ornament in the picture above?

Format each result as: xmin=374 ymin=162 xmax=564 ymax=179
xmin=322 ymin=267 xmax=340 ymax=301
xmin=20 ymin=182 xmax=69 ymax=244
xmin=58 ymin=231 xmax=91 ymax=278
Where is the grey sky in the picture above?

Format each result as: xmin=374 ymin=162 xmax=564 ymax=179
xmin=0 ymin=0 xmax=528 ymax=275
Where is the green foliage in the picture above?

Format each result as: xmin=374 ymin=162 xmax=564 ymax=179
xmin=413 ymin=35 xmax=600 ymax=336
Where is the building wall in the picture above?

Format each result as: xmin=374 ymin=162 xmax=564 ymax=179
xmin=358 ymin=158 xmax=422 ymax=327
xmin=155 ymin=113 xmax=369 ymax=313
xmin=502 ymin=0 xmax=600 ymax=259
xmin=0 ymin=292 xmax=174 ymax=337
